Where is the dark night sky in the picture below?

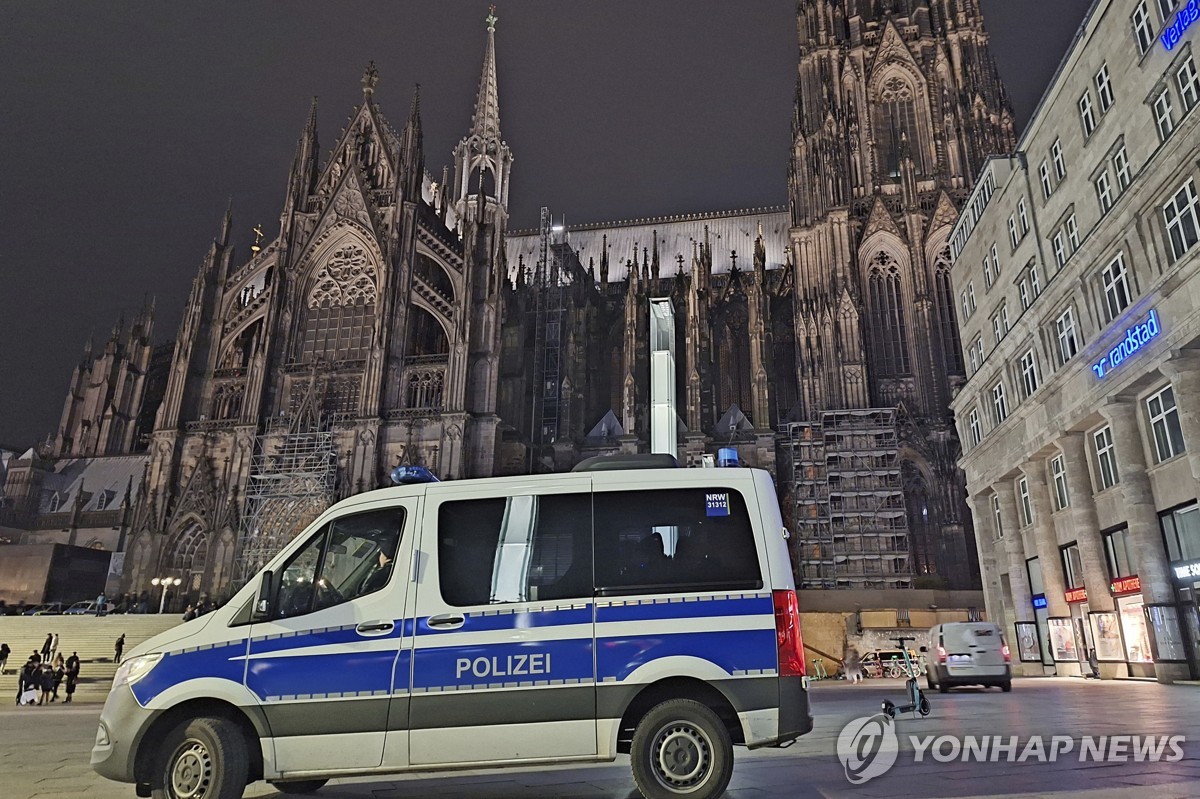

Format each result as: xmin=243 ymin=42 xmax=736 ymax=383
xmin=0 ymin=0 xmax=1091 ymax=448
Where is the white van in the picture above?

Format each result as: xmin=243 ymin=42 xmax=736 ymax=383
xmin=91 ymin=460 xmax=811 ymax=799
xmin=924 ymin=621 xmax=1012 ymax=693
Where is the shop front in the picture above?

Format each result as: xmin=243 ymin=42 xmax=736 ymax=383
xmin=1168 ymin=558 xmax=1200 ymax=680
xmin=1109 ymin=576 xmax=1154 ymax=678
xmin=1066 ymin=587 xmax=1092 ymax=674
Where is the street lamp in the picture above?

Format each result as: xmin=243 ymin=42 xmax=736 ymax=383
xmin=151 ymin=576 xmax=182 ymax=614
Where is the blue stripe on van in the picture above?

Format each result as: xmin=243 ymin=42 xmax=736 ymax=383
xmin=132 ymin=639 xmax=248 ymax=706
xmin=597 ymin=627 xmax=778 ymax=682
xmin=248 ymin=619 xmax=412 ymax=654
xmin=595 ymin=595 xmax=772 ymax=624
xmin=412 ymin=637 xmax=594 ymax=691
xmin=246 ymin=649 xmax=410 ymax=700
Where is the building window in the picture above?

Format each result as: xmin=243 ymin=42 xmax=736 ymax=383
xmin=1154 ymin=89 xmax=1175 ymax=140
xmin=1052 ymin=139 xmax=1066 ymax=180
xmin=1095 ymin=64 xmax=1115 ymax=113
xmin=1133 ymin=1 xmax=1154 ymax=54
xmin=1179 ymin=56 xmax=1200 ymax=111
xmin=1066 ymin=214 xmax=1081 ymax=250
xmin=983 ymin=254 xmax=995 ymax=287
xmin=1056 ymin=308 xmax=1079 ymax=365
xmin=1051 ymin=455 xmax=1070 ymax=510
xmin=960 ymin=290 xmax=971 ymax=319
xmin=1040 ymin=161 xmax=1053 ymax=198
xmin=1030 ymin=263 xmax=1042 ymax=296
xmin=1001 ymin=301 xmax=1009 ymax=332
xmin=1079 ymin=92 xmax=1097 ymax=137
xmin=992 ymin=313 xmax=1004 ymax=346
xmin=1019 ymin=279 xmax=1031 ymax=311
xmin=1147 ymin=385 xmax=1185 ymax=463
xmin=874 ymin=76 xmax=929 ymax=178
xmin=1018 ymin=198 xmax=1030 ymax=233
xmin=866 ymin=253 xmax=911 ymax=377
xmin=1094 ymin=426 xmax=1120 ymax=490
xmin=1161 ymin=503 xmax=1200 ymax=563
xmin=1100 ymin=254 xmax=1132 ymax=323
xmin=1095 ymin=171 xmax=1114 ymax=214
xmin=968 ymin=281 xmax=977 ymax=311
xmin=1061 ymin=542 xmax=1084 ymax=588
xmin=991 ymin=493 xmax=1004 ymax=540
xmin=933 ymin=254 xmax=963 ymax=374
xmin=969 ymin=335 xmax=982 ymax=373
xmin=1104 ymin=526 xmax=1137 ymax=578
xmin=1157 ymin=0 xmax=1177 ymax=22
xmin=969 ymin=407 xmax=982 ymax=446
xmin=1164 ymin=179 xmax=1200 ymax=262
xmin=991 ymin=243 xmax=1000 ymax=276
xmin=1008 ymin=215 xmax=1019 ymax=249
xmin=1019 ymin=349 xmax=1040 ymax=398
xmin=1113 ymin=145 xmax=1132 ymax=191
xmin=992 ymin=380 xmax=1009 ymax=424
xmin=974 ymin=337 xmax=985 ymax=371
xmin=1018 ymin=477 xmax=1033 ymax=528
xmin=1053 ymin=232 xmax=1067 ymax=269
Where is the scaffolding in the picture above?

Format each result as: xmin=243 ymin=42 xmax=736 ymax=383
xmin=785 ymin=408 xmax=914 ymax=589
xmin=234 ymin=413 xmax=339 ymax=586
xmin=527 ymin=206 xmax=566 ymax=471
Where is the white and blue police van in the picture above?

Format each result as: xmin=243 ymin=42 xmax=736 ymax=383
xmin=92 ymin=455 xmax=812 ymax=799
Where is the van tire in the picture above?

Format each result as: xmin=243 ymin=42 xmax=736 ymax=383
xmin=631 ymin=699 xmax=733 ymax=799
xmin=151 ymin=716 xmax=248 ymax=799
xmin=269 ymin=779 xmax=328 ymax=794
xmin=1001 ymin=681 xmax=1012 ymax=693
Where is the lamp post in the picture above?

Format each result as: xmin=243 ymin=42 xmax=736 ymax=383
xmin=151 ymin=576 xmax=182 ymax=614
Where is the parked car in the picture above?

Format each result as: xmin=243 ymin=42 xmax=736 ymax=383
xmin=65 ymin=600 xmax=114 ymax=615
xmin=26 ymin=602 xmax=65 ymax=615
xmin=925 ymin=621 xmax=1012 ymax=692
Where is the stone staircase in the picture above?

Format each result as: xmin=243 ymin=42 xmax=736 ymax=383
xmin=1 ymin=615 xmax=181 ymax=703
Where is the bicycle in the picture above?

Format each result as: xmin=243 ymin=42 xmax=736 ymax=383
xmin=880 ymin=636 xmax=931 ymax=719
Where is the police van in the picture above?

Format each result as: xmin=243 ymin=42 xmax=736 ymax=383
xmin=92 ymin=457 xmax=812 ymax=799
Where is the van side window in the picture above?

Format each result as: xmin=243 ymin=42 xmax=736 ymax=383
xmin=593 ymin=488 xmax=762 ymax=596
xmin=274 ymin=507 xmax=406 ymax=618
xmin=438 ymin=494 xmax=592 ymax=606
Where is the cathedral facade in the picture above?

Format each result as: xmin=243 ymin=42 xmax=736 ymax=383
xmin=11 ymin=1 xmax=1016 ymax=601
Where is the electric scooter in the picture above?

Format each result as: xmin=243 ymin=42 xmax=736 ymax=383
xmin=880 ymin=636 xmax=931 ymax=719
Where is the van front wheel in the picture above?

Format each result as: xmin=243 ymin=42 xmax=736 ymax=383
xmin=151 ymin=716 xmax=248 ymax=799
xmin=631 ymin=699 xmax=733 ymax=799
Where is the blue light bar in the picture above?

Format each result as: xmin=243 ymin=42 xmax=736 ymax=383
xmin=390 ymin=465 xmax=440 ymax=485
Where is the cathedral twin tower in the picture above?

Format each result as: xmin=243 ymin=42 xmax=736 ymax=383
xmin=44 ymin=2 xmax=1015 ymax=597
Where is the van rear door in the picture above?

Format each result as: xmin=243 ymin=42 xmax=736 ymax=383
xmin=408 ymin=477 xmax=596 ymax=766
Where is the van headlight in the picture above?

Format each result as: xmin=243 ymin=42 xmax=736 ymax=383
xmin=112 ymin=653 xmax=163 ymax=689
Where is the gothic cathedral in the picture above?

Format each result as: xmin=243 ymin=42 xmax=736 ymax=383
xmin=13 ymin=1 xmax=1016 ymax=600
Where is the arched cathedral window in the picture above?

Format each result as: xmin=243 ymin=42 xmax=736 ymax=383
xmin=713 ymin=299 xmax=752 ymax=422
xmin=932 ymin=248 xmax=964 ymax=375
xmin=299 ymin=243 xmax=378 ymax=364
xmin=866 ymin=253 xmax=911 ymax=377
xmin=874 ymin=76 xmax=927 ymax=178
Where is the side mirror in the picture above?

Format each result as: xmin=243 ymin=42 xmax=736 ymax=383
xmin=919 ymin=646 xmax=928 ymax=653
xmin=253 ymin=570 xmax=274 ymax=620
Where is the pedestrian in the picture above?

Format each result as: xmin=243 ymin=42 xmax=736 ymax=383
xmin=843 ymin=647 xmax=863 ymax=684
xmin=138 ymin=590 xmax=150 ymax=614
xmin=40 ymin=633 xmax=53 ymax=661
xmin=30 ymin=649 xmax=42 ymax=666
xmin=114 ymin=633 xmax=125 ymax=664
xmin=0 ymin=642 xmax=10 ymax=674
xmin=38 ymin=662 xmax=54 ymax=705
xmin=52 ymin=655 xmax=65 ymax=701
xmin=49 ymin=632 xmax=59 ymax=661
xmin=96 ymin=592 xmax=107 ymax=616
xmin=65 ymin=651 xmax=80 ymax=674
xmin=64 ymin=662 xmax=78 ymax=703
xmin=17 ymin=658 xmax=39 ymax=705
xmin=182 ymin=604 xmax=196 ymax=621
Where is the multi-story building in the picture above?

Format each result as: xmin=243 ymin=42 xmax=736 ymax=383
xmin=950 ymin=0 xmax=1200 ymax=683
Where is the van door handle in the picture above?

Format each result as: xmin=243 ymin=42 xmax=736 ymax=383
xmin=356 ymin=620 xmax=395 ymax=635
xmin=427 ymin=613 xmax=465 ymax=630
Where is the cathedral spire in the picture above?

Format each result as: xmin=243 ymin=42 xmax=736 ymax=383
xmin=284 ymin=99 xmax=319 ymax=216
xmin=471 ymin=7 xmax=501 ymax=142
xmin=219 ymin=198 xmax=233 ymax=248
xmin=361 ymin=61 xmax=379 ymax=99
xmin=400 ymin=84 xmax=424 ymax=201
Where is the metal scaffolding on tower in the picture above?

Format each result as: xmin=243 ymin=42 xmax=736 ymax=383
xmin=527 ymin=206 xmax=566 ymax=471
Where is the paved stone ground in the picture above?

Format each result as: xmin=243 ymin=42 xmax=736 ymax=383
xmin=3 ymin=677 xmax=1200 ymax=798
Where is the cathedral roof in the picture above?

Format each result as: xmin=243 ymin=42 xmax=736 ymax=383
xmin=38 ymin=455 xmax=146 ymax=514
xmin=505 ymin=206 xmax=790 ymax=281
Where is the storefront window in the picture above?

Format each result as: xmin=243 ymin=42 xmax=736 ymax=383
xmin=1161 ymin=504 xmax=1200 ymax=562
xmin=1047 ymin=617 xmax=1079 ymax=661
xmin=1146 ymin=604 xmax=1188 ymax=661
xmin=1117 ymin=595 xmax=1153 ymax=663
xmin=1061 ymin=543 xmax=1084 ymax=588
xmin=1089 ymin=611 xmax=1124 ymax=661
xmin=1015 ymin=621 xmax=1042 ymax=662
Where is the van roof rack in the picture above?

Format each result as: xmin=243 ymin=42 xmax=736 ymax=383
xmin=571 ymin=453 xmax=680 ymax=472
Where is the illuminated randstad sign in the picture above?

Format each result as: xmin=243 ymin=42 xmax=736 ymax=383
xmin=1091 ymin=309 xmax=1161 ymax=379
xmin=1162 ymin=0 xmax=1199 ymax=51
